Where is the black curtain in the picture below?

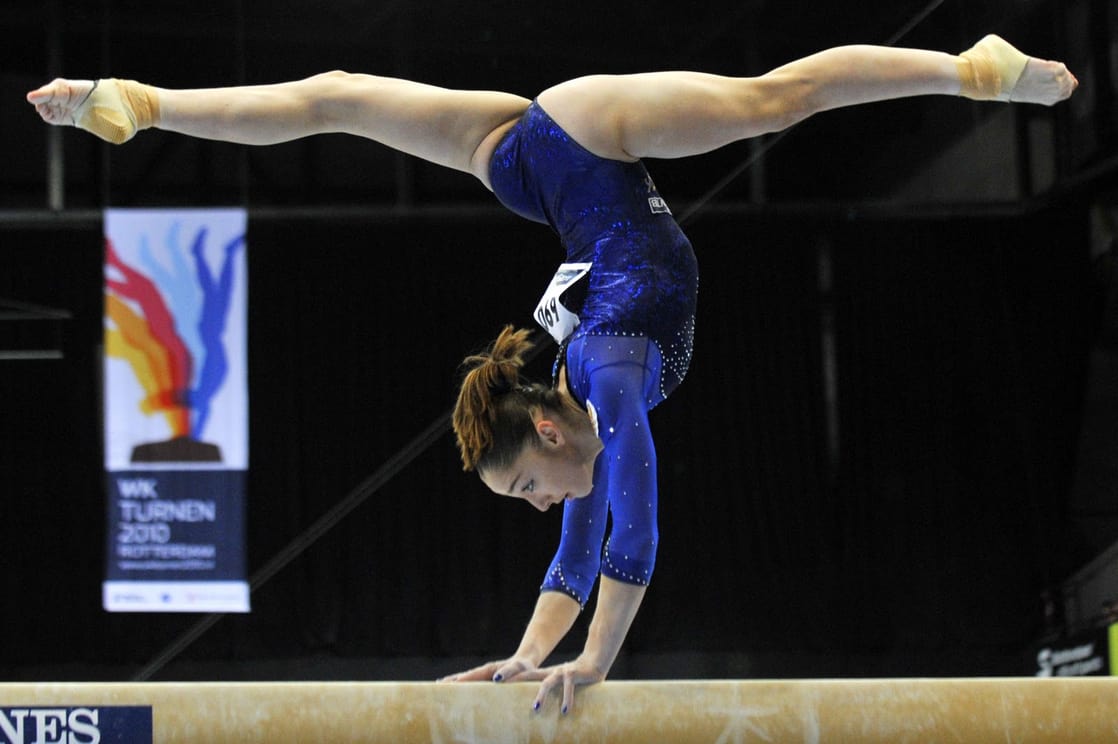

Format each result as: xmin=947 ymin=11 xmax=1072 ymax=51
xmin=0 ymin=205 xmax=1097 ymax=679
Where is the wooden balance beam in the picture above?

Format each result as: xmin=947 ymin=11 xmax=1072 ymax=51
xmin=0 ymin=678 xmax=1116 ymax=742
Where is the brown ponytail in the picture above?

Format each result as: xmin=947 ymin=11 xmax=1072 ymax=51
xmin=453 ymin=326 xmax=561 ymax=473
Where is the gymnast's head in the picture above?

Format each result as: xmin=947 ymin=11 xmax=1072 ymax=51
xmin=453 ymin=325 xmax=601 ymax=512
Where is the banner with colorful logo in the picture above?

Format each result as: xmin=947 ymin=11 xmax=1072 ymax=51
xmin=102 ymin=208 xmax=249 ymax=613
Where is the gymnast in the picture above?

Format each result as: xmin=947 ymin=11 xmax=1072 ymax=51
xmin=27 ymin=35 xmax=1077 ymax=714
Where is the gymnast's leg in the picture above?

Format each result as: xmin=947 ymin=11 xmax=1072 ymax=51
xmin=536 ymin=36 xmax=1079 ymax=162
xmin=26 ymin=73 xmax=530 ymax=181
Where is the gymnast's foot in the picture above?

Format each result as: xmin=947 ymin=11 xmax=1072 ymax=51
xmin=957 ymin=35 xmax=1078 ymax=105
xmin=26 ymin=78 xmax=160 ymax=144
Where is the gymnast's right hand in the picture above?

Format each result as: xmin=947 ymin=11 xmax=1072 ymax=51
xmin=27 ymin=78 xmax=159 ymax=144
xmin=438 ymin=655 xmax=538 ymax=683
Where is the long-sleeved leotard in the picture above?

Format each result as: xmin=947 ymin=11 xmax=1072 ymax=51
xmin=488 ymin=101 xmax=698 ymax=605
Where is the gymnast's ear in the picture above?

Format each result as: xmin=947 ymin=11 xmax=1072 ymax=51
xmin=535 ymin=418 xmax=565 ymax=447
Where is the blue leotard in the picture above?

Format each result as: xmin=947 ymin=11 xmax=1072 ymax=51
xmin=488 ymin=101 xmax=698 ymax=605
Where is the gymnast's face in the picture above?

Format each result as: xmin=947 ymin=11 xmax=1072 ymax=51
xmin=479 ymin=419 xmax=597 ymax=512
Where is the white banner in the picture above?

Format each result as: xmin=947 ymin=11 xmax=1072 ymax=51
xmin=102 ymin=208 xmax=249 ymax=613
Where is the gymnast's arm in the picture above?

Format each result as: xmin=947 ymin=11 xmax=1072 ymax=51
xmin=523 ymin=354 xmax=660 ymax=712
xmin=530 ymin=577 xmax=647 ymax=713
xmin=440 ymin=491 xmax=608 ymax=685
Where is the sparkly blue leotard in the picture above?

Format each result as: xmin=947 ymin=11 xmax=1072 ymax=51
xmin=489 ymin=102 xmax=698 ymax=606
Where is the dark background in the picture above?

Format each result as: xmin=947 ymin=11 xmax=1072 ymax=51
xmin=1 ymin=0 xmax=1116 ymax=682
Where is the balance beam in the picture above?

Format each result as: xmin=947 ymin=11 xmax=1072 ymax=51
xmin=1 ymin=678 xmax=1116 ymax=742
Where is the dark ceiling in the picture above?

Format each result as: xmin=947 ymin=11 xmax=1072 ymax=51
xmin=0 ymin=0 xmax=1099 ymax=213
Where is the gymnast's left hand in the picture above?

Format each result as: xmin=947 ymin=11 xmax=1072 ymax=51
xmin=519 ymin=655 xmax=606 ymax=715
xmin=438 ymin=655 xmax=538 ymax=684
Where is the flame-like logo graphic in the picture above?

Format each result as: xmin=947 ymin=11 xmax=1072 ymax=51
xmin=104 ymin=219 xmax=245 ymax=463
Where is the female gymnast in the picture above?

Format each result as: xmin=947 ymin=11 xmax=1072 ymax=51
xmin=28 ymin=35 xmax=1077 ymax=714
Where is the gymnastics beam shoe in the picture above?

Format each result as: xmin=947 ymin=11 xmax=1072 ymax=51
xmin=956 ymin=34 xmax=1030 ymax=102
xmin=74 ymin=79 xmax=160 ymax=144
